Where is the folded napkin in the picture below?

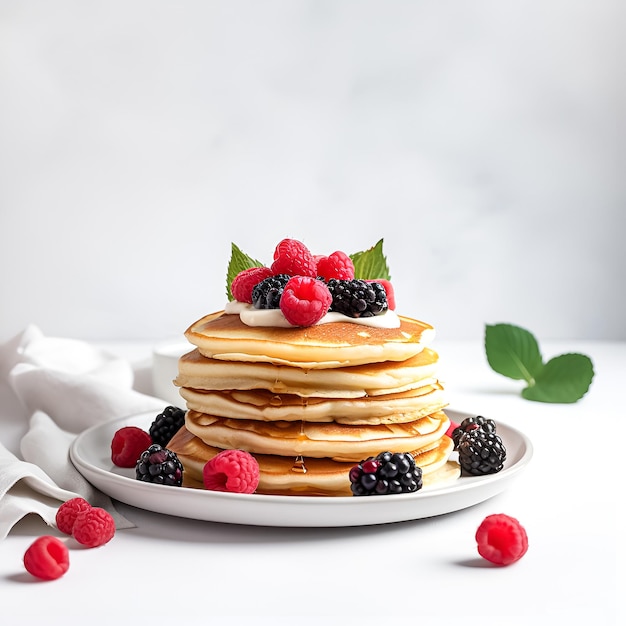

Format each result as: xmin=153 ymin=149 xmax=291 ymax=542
xmin=0 ymin=325 xmax=168 ymax=540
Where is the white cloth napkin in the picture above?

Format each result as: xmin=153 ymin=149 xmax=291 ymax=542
xmin=0 ymin=325 xmax=168 ymax=540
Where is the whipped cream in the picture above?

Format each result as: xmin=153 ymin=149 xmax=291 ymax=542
xmin=224 ymin=300 xmax=401 ymax=329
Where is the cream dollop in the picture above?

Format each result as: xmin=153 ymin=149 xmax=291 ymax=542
xmin=224 ymin=300 xmax=401 ymax=329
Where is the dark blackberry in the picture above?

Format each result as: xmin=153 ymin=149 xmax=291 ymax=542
xmin=135 ymin=444 xmax=184 ymax=486
xmin=349 ymin=451 xmax=423 ymax=496
xmin=149 ymin=405 xmax=186 ymax=447
xmin=457 ymin=429 xmax=506 ymax=476
xmin=327 ymin=279 xmax=388 ymax=318
xmin=451 ymin=415 xmax=497 ymax=449
xmin=252 ymin=274 xmax=290 ymax=309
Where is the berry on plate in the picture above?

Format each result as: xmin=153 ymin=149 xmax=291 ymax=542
xmin=149 ymin=405 xmax=186 ymax=447
xmin=203 ymin=449 xmax=260 ymax=494
xmin=349 ymin=451 xmax=423 ymax=496
xmin=23 ymin=536 xmax=70 ymax=581
xmin=111 ymin=426 xmax=152 ymax=468
xmin=135 ymin=444 xmax=184 ymax=486
xmin=475 ymin=513 xmax=529 ymax=565
xmin=280 ymin=276 xmax=332 ymax=327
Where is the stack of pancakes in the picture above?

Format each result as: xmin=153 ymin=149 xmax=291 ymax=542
xmin=168 ymin=310 xmax=460 ymax=496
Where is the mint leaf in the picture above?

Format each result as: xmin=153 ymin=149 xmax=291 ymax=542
xmin=522 ymin=353 xmax=594 ymax=403
xmin=350 ymin=239 xmax=391 ymax=281
xmin=225 ymin=243 xmax=265 ymax=301
xmin=485 ymin=323 xmax=544 ymax=383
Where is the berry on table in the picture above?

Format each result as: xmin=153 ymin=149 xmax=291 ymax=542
xmin=135 ymin=444 xmax=184 ymax=486
xmin=252 ymin=274 xmax=291 ymax=309
xmin=327 ymin=279 xmax=388 ymax=318
xmin=457 ymin=429 xmax=506 ymax=475
xmin=111 ymin=426 xmax=152 ymax=467
xmin=203 ymin=449 xmax=260 ymax=494
xmin=231 ymin=266 xmax=273 ymax=303
xmin=316 ymin=251 xmax=355 ymax=281
xmin=475 ymin=513 xmax=529 ymax=565
xmin=149 ymin=405 xmax=186 ymax=447
xmin=270 ymin=238 xmax=317 ymax=277
xmin=55 ymin=497 xmax=92 ymax=535
xmin=280 ymin=276 xmax=332 ymax=327
xmin=349 ymin=451 xmax=423 ymax=496
xmin=72 ymin=507 xmax=116 ymax=548
xmin=23 ymin=536 xmax=70 ymax=580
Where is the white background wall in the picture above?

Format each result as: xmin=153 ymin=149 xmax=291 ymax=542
xmin=1 ymin=0 xmax=624 ymax=344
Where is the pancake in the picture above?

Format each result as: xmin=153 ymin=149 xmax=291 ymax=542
xmin=184 ymin=409 xmax=450 ymax=462
xmin=175 ymin=347 xmax=440 ymax=398
xmin=167 ymin=425 xmax=460 ymax=496
xmin=185 ymin=310 xmax=435 ymax=368
xmin=178 ymin=383 xmax=448 ymax=425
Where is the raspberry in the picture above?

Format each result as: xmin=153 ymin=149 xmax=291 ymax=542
xmin=475 ymin=513 xmax=529 ymax=565
xmin=366 ymin=278 xmax=396 ymax=310
xmin=203 ymin=449 xmax=260 ymax=494
xmin=279 ymin=276 xmax=332 ymax=327
xmin=270 ymin=238 xmax=317 ymax=277
xmin=111 ymin=426 xmax=152 ymax=467
xmin=231 ymin=266 xmax=273 ymax=303
xmin=23 ymin=536 xmax=70 ymax=581
xmin=55 ymin=497 xmax=92 ymax=535
xmin=72 ymin=507 xmax=116 ymax=548
xmin=316 ymin=251 xmax=355 ymax=281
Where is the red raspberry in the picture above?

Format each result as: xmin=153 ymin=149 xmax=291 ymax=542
xmin=72 ymin=507 xmax=116 ymax=548
xmin=231 ymin=266 xmax=272 ymax=303
xmin=203 ymin=449 xmax=260 ymax=494
xmin=280 ymin=276 xmax=332 ymax=327
xmin=270 ymin=238 xmax=317 ymax=277
xmin=316 ymin=251 xmax=355 ymax=281
xmin=111 ymin=426 xmax=152 ymax=468
xmin=24 ymin=536 xmax=70 ymax=581
xmin=475 ymin=513 xmax=529 ymax=565
xmin=55 ymin=497 xmax=92 ymax=535
xmin=366 ymin=279 xmax=396 ymax=310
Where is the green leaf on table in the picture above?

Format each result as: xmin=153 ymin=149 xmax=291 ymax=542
xmin=225 ymin=243 xmax=265 ymax=301
xmin=485 ymin=322 xmax=594 ymax=403
xmin=485 ymin=323 xmax=544 ymax=383
xmin=521 ymin=353 xmax=594 ymax=403
xmin=350 ymin=238 xmax=391 ymax=281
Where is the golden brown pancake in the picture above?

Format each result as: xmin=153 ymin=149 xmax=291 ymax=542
xmin=178 ymin=383 xmax=448 ymax=425
xmin=184 ymin=409 xmax=450 ymax=462
xmin=175 ymin=347 xmax=440 ymax=398
xmin=185 ymin=310 xmax=435 ymax=368
xmin=168 ymin=425 xmax=460 ymax=496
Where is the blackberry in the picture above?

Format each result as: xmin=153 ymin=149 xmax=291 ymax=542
xmin=327 ymin=279 xmax=388 ymax=318
xmin=451 ymin=415 xmax=497 ymax=449
xmin=135 ymin=444 xmax=184 ymax=486
xmin=457 ymin=430 xmax=506 ymax=476
xmin=349 ymin=451 xmax=423 ymax=496
xmin=149 ymin=405 xmax=186 ymax=447
xmin=252 ymin=274 xmax=290 ymax=309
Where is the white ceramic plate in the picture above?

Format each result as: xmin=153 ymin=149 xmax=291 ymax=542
xmin=70 ymin=409 xmax=532 ymax=527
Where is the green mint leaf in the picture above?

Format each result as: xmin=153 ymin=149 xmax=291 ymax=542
xmin=225 ymin=243 xmax=265 ymax=301
xmin=350 ymin=239 xmax=391 ymax=281
xmin=485 ymin=323 xmax=544 ymax=383
xmin=521 ymin=353 xmax=594 ymax=403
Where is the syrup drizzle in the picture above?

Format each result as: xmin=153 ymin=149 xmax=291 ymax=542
xmin=291 ymin=420 xmax=308 ymax=473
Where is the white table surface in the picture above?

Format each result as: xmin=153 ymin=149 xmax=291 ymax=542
xmin=0 ymin=339 xmax=622 ymax=625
